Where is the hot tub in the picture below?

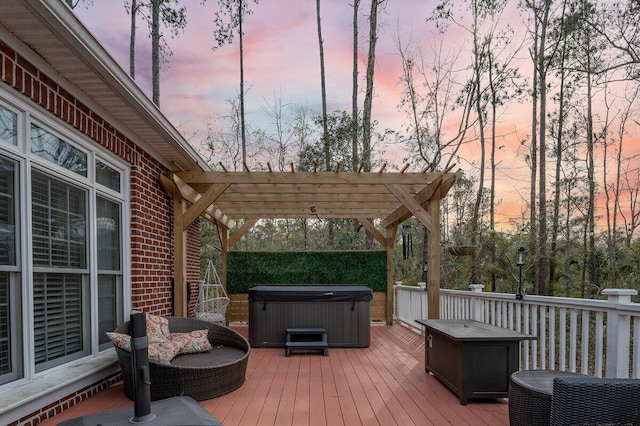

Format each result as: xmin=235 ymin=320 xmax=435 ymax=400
xmin=248 ymin=285 xmax=372 ymax=348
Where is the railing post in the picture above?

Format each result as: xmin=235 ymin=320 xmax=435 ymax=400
xmin=603 ymin=288 xmax=637 ymax=378
xmin=469 ymin=284 xmax=484 ymax=322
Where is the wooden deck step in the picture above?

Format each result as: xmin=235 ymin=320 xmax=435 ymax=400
xmin=285 ymin=327 xmax=328 ymax=356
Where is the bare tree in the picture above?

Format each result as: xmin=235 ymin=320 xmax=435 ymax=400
xmin=523 ymin=0 xmax=561 ymax=295
xmin=351 ymin=0 xmax=361 ymax=172
xmin=124 ymin=0 xmax=186 ymax=106
xmin=362 ymin=0 xmax=386 ymax=171
xmin=151 ymin=0 xmax=160 ymax=105
xmin=548 ymin=0 xmax=570 ymax=295
xmin=125 ymin=0 xmax=140 ymax=79
xmin=395 ymin=34 xmax=474 ymax=172
xmin=316 ymin=0 xmax=330 ymax=170
xmin=209 ymin=0 xmax=260 ymax=164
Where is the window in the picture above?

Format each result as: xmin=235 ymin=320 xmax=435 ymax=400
xmin=0 ymin=105 xmax=17 ymax=146
xmin=97 ymin=197 xmax=122 ymax=346
xmin=33 ymin=273 xmax=87 ymax=371
xmin=31 ymin=124 xmax=87 ymax=177
xmin=96 ymin=160 xmax=121 ymax=192
xmin=32 ymin=171 xmax=87 ymax=269
xmin=0 ymin=157 xmax=17 ymax=266
xmin=0 ymin=95 xmax=127 ymax=383
xmin=31 ymin=171 xmax=89 ymax=370
xmin=0 ymin=155 xmax=21 ymax=385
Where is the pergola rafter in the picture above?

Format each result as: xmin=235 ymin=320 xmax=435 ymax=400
xmin=161 ymin=167 xmax=459 ymax=324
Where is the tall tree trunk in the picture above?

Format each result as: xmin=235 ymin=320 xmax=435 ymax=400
xmin=239 ymin=1 xmax=247 ymax=163
xmin=470 ymin=1 xmax=486 ymax=285
xmin=151 ymin=0 xmax=160 ymax=106
xmin=351 ymin=0 xmax=360 ymax=171
xmin=528 ymin=5 xmax=539 ymax=296
xmin=550 ymin=43 xmax=567 ymax=297
xmin=489 ymin=50 xmax=497 ymax=292
xmin=315 ymin=0 xmax=333 ymax=245
xmin=351 ymin=0 xmax=360 ymax=236
xmin=363 ymin=0 xmax=381 ymax=172
xmin=129 ymin=0 xmax=137 ymax=79
xmin=586 ymin=58 xmax=597 ymax=296
xmin=316 ymin=0 xmax=330 ymax=171
xmin=564 ymin=182 xmax=572 ymax=297
xmin=536 ymin=1 xmax=551 ymax=296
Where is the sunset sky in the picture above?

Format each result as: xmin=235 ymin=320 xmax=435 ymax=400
xmin=74 ymin=1 xmax=636 ymax=233
xmin=75 ymin=1 xmax=466 ymax=145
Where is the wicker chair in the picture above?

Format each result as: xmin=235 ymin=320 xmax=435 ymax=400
xmin=550 ymin=376 xmax=640 ymax=425
xmin=113 ymin=316 xmax=250 ymax=401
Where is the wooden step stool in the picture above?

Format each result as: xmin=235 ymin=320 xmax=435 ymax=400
xmin=285 ymin=327 xmax=328 ymax=357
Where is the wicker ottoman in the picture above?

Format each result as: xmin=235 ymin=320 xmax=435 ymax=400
xmin=508 ymin=370 xmax=588 ymax=426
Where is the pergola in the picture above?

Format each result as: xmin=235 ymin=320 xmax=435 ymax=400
xmin=160 ymin=166 xmax=459 ymax=324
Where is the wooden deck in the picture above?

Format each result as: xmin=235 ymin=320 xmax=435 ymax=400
xmin=44 ymin=323 xmax=508 ymax=425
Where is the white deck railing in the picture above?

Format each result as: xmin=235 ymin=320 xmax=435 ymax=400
xmin=394 ymin=284 xmax=640 ymax=379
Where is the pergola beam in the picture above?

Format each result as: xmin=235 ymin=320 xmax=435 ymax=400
xmin=169 ymin=174 xmax=234 ymax=228
xmin=357 ymin=218 xmax=387 ymax=246
xmin=385 ymin=184 xmax=433 ymax=232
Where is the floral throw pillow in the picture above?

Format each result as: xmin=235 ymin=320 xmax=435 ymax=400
xmin=170 ymin=330 xmax=212 ymax=354
xmin=145 ymin=313 xmax=171 ymax=343
xmin=107 ymin=332 xmax=131 ymax=351
xmin=107 ymin=331 xmax=182 ymax=365
xmin=147 ymin=341 xmax=183 ymax=365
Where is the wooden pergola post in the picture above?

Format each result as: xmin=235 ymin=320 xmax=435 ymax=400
xmin=386 ymin=225 xmax=398 ymax=325
xmin=173 ymin=196 xmax=188 ymax=317
xmin=427 ymin=188 xmax=441 ymax=319
xmin=219 ymin=225 xmax=229 ymax=291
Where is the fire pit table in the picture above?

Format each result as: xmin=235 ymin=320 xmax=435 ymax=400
xmin=416 ymin=319 xmax=536 ymax=404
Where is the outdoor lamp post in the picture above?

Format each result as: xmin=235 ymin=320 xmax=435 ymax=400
xmin=516 ymin=246 xmax=525 ymax=300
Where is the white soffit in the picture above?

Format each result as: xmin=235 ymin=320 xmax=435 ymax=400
xmin=0 ymin=0 xmax=208 ymax=172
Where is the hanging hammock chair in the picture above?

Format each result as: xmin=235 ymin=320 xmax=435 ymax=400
xmin=196 ymin=260 xmax=230 ymax=326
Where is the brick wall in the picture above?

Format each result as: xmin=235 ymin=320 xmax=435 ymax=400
xmin=7 ymin=373 xmax=122 ymax=426
xmin=1 ymin=39 xmax=202 ymax=425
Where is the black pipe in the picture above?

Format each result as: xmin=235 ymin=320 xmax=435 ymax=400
xmin=130 ymin=312 xmax=155 ymax=423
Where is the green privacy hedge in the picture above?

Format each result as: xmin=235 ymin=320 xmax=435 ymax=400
xmin=227 ymin=251 xmax=386 ymax=293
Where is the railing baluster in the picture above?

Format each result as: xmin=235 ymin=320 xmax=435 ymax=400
xmin=532 ymin=305 xmax=538 ymax=369
xmin=570 ymin=309 xmax=578 ymax=372
xmin=595 ymin=311 xmax=604 ymax=377
xmin=549 ymin=306 xmax=556 ymax=370
xmin=581 ymin=309 xmax=590 ymax=375
xmin=633 ymin=317 xmax=640 ymax=378
xmin=559 ymin=307 xmax=567 ymax=371
xmin=540 ymin=305 xmax=546 ymax=370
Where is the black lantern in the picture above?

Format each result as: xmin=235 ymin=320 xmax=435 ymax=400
xmin=516 ymin=247 xmax=525 ymax=300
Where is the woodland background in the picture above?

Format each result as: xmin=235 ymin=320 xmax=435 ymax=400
xmin=71 ymin=0 xmax=640 ymax=299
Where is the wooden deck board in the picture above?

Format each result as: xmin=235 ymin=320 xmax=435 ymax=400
xmin=42 ymin=323 xmax=509 ymax=426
